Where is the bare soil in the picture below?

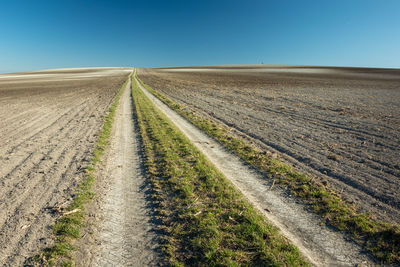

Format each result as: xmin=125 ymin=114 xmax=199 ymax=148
xmin=138 ymin=65 xmax=400 ymax=224
xmin=0 ymin=68 xmax=130 ymax=266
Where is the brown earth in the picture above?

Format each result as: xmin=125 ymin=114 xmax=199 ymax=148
xmin=138 ymin=65 xmax=400 ymax=224
xmin=0 ymin=68 xmax=130 ymax=266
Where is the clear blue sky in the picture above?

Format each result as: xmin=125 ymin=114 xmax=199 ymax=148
xmin=1 ymin=0 xmax=399 ymax=73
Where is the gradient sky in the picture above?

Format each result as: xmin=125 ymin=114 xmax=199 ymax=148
xmin=1 ymin=0 xmax=399 ymax=73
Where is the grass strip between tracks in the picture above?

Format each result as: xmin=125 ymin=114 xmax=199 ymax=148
xmin=30 ymin=77 xmax=130 ymax=266
xmin=136 ymin=75 xmax=400 ymax=264
xmin=132 ymin=73 xmax=308 ymax=266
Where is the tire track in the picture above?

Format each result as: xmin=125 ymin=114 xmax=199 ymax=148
xmin=92 ymin=77 xmax=162 ymax=266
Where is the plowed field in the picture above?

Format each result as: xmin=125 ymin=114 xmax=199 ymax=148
xmin=138 ymin=65 xmax=400 ymax=224
xmin=0 ymin=68 xmax=129 ymax=265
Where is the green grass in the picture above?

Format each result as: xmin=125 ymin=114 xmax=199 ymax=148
xmin=30 ymin=76 xmax=130 ymax=266
xmin=132 ymin=72 xmax=309 ymax=266
xmin=136 ymin=75 xmax=400 ymax=264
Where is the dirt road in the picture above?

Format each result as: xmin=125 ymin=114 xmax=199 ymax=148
xmin=0 ymin=68 xmax=129 ymax=265
xmin=135 ymin=75 xmax=373 ymax=266
xmin=138 ymin=66 xmax=400 ymax=224
xmin=74 ymin=76 xmax=162 ymax=266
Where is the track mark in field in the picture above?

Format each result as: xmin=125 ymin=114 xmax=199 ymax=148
xmin=94 ymin=78 xmax=162 ymax=266
xmin=135 ymin=76 xmax=373 ymax=266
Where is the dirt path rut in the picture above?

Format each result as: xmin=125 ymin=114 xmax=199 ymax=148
xmin=135 ymin=75 xmax=373 ymax=266
xmin=93 ymin=77 xmax=162 ymax=266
